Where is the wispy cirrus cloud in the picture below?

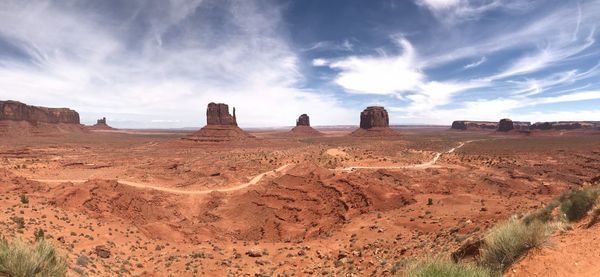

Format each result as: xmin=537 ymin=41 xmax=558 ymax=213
xmin=319 ymin=0 xmax=600 ymax=123
xmin=0 ymin=0 xmax=354 ymax=128
xmin=463 ymin=57 xmax=486 ymax=69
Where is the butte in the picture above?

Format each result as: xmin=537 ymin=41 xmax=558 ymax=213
xmin=350 ymin=106 xmax=400 ymax=137
xmin=186 ymin=102 xmax=253 ymax=142
xmin=289 ymin=114 xmax=323 ymax=136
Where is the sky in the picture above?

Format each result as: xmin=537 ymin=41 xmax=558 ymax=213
xmin=0 ymin=0 xmax=599 ymax=128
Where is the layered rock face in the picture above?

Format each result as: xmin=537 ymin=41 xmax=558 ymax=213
xmin=497 ymin=119 xmax=514 ymax=132
xmin=187 ymin=102 xmax=252 ymax=142
xmin=290 ymin=114 xmax=322 ymax=136
xmin=451 ymin=121 xmax=497 ymax=130
xmin=513 ymin=121 xmax=531 ymax=130
xmin=351 ymin=106 xmax=399 ymax=137
xmin=206 ymin=103 xmax=237 ymax=126
xmin=531 ymin=121 xmax=599 ymax=130
xmin=97 ymin=117 xmax=106 ymax=125
xmin=296 ymin=114 xmax=310 ymax=126
xmin=0 ymin=100 xmax=80 ymax=124
xmin=359 ymin=106 xmax=389 ymax=129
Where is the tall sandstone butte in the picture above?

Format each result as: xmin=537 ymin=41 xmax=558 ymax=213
xmin=0 ymin=100 xmax=80 ymax=124
xmin=206 ymin=102 xmax=237 ymax=126
xmin=359 ymin=106 xmax=389 ymax=129
xmin=187 ymin=102 xmax=252 ymax=142
xmin=351 ymin=106 xmax=399 ymax=137
xmin=290 ymin=114 xmax=322 ymax=136
xmin=296 ymin=114 xmax=310 ymax=126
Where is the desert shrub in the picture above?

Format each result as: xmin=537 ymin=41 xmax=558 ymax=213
xmin=407 ymin=256 xmax=496 ymax=277
xmin=480 ymin=218 xmax=549 ymax=271
xmin=20 ymin=194 xmax=29 ymax=205
xmin=0 ymin=236 xmax=67 ymax=277
xmin=523 ymin=201 xmax=559 ymax=225
xmin=34 ymin=229 xmax=45 ymax=241
xmin=559 ymin=189 xmax=598 ymax=222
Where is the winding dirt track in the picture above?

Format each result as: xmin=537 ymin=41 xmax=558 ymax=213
xmin=32 ymin=141 xmax=470 ymax=194
xmin=33 ymin=164 xmax=292 ymax=195
xmin=341 ymin=141 xmax=469 ymax=171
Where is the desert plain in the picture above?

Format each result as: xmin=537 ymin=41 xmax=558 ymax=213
xmin=1 ymin=125 xmax=599 ymax=276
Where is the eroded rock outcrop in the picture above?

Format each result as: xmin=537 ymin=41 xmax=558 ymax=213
xmin=531 ymin=121 xmax=599 ymax=131
xmin=451 ymin=121 xmax=497 ymax=130
xmin=207 ymin=103 xmax=237 ymax=126
xmin=186 ymin=102 xmax=253 ymax=142
xmin=89 ymin=117 xmax=116 ymax=130
xmin=296 ymin=114 xmax=310 ymax=126
xmin=0 ymin=100 xmax=85 ymax=136
xmin=359 ymin=106 xmax=389 ymax=129
xmin=351 ymin=106 xmax=399 ymax=137
xmin=290 ymin=114 xmax=322 ymax=136
xmin=497 ymin=118 xmax=514 ymax=132
xmin=0 ymin=100 xmax=80 ymax=124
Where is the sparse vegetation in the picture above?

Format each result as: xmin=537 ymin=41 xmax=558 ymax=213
xmin=523 ymin=201 xmax=558 ymax=224
xmin=0 ymin=236 xmax=67 ymax=277
xmin=559 ymin=188 xmax=599 ymax=222
xmin=34 ymin=229 xmax=45 ymax=241
xmin=480 ymin=218 xmax=550 ymax=271
xmin=408 ymin=256 xmax=496 ymax=277
xmin=20 ymin=194 xmax=29 ymax=205
xmin=427 ymin=198 xmax=433 ymax=206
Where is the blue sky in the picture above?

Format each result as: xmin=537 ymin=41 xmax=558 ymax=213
xmin=0 ymin=0 xmax=599 ymax=128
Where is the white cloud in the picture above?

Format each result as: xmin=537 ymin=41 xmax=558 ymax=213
xmin=463 ymin=56 xmax=486 ymax=69
xmin=312 ymin=58 xmax=328 ymax=66
xmin=0 ymin=0 xmax=355 ymax=128
xmin=328 ymin=37 xmax=424 ymax=95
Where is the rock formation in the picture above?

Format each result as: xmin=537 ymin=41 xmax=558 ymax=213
xmin=186 ymin=102 xmax=253 ymax=142
xmin=359 ymin=106 xmax=389 ymax=129
xmin=296 ymin=114 xmax=310 ymax=126
xmin=290 ymin=114 xmax=322 ymax=136
xmin=451 ymin=121 xmax=497 ymax=130
xmin=0 ymin=100 xmax=85 ymax=136
xmin=497 ymin=118 xmax=514 ymax=132
xmin=207 ymin=103 xmax=237 ymax=126
xmin=530 ymin=121 xmax=599 ymax=131
xmin=351 ymin=106 xmax=399 ymax=137
xmin=89 ymin=117 xmax=116 ymax=130
xmin=0 ymin=100 xmax=80 ymax=124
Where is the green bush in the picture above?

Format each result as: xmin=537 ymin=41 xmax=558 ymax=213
xmin=480 ymin=218 xmax=549 ymax=271
xmin=408 ymin=256 xmax=496 ymax=277
xmin=0 ymin=236 xmax=67 ymax=277
xmin=559 ymin=189 xmax=598 ymax=222
xmin=523 ymin=201 xmax=558 ymax=225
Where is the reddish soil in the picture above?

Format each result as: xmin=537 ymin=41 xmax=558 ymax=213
xmin=0 ymin=129 xmax=598 ymax=276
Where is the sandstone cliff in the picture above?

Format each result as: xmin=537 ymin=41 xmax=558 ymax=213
xmin=0 ymin=100 xmax=80 ymax=124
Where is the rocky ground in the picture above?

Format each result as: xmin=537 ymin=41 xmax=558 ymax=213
xmin=0 ymin=128 xmax=599 ymax=276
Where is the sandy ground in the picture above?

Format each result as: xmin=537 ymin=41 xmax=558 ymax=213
xmin=0 ymin=128 xmax=599 ymax=276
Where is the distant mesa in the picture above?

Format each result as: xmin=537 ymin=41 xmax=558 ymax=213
xmin=351 ymin=106 xmax=400 ymax=137
xmin=497 ymin=118 xmax=514 ymax=132
xmin=289 ymin=114 xmax=323 ymax=136
xmin=0 ymin=100 xmax=80 ymax=124
xmin=531 ymin=121 xmax=600 ymax=131
xmin=186 ymin=102 xmax=253 ymax=142
xmin=451 ymin=120 xmax=497 ymax=131
xmin=89 ymin=117 xmax=116 ymax=130
xmin=0 ymin=100 xmax=85 ymax=136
